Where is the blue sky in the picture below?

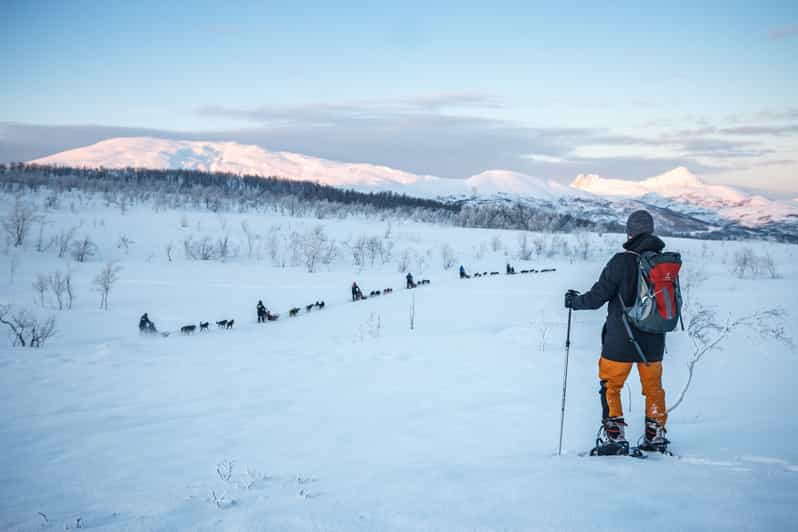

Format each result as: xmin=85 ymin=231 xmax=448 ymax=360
xmin=2 ymin=1 xmax=797 ymax=195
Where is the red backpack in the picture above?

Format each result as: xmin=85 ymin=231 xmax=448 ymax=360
xmin=620 ymin=250 xmax=683 ymax=333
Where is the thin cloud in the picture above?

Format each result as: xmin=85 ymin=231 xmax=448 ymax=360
xmin=197 ymin=92 xmax=503 ymax=125
xmin=719 ymin=124 xmax=798 ymax=136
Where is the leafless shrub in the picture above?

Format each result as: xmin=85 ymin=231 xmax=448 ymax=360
xmin=52 ymin=226 xmax=77 ymax=258
xmin=397 ymin=248 xmax=412 ymax=273
xmin=490 ymin=235 xmax=502 ymax=252
xmin=241 ymin=220 xmax=257 ymax=259
xmin=216 ymin=460 xmax=234 ymax=482
xmin=669 ymin=306 xmax=792 ymax=414
xmin=117 ymin=233 xmax=135 ymax=254
xmin=65 ymin=270 xmax=75 ymax=309
xmin=8 ymin=253 xmax=18 ymax=284
xmin=0 ymin=305 xmax=56 ymax=348
xmin=35 ymin=217 xmax=51 ymax=252
xmin=48 ymin=271 xmax=68 ymax=310
xmin=216 ymin=235 xmax=233 ymax=261
xmin=517 ymin=233 xmax=533 ymax=260
xmin=573 ymin=232 xmax=591 ymax=261
xmin=70 ymin=235 xmax=98 ymax=263
xmin=349 ymin=235 xmax=368 ymax=269
xmin=184 ymin=236 xmax=218 ymax=261
xmin=33 ymin=274 xmax=49 ymax=307
xmin=440 ymin=243 xmax=456 ymax=270
xmin=302 ymin=226 xmax=331 ymax=273
xmin=731 ymin=247 xmax=779 ymax=279
xmin=363 ymin=236 xmax=382 ymax=267
xmin=93 ymin=262 xmax=122 ymax=310
xmin=536 ymin=312 xmax=549 ymax=352
xmin=357 ymin=312 xmax=382 ymax=342
xmin=2 ymin=198 xmax=41 ymax=247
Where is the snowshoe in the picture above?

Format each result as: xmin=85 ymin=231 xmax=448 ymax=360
xmin=588 ymin=417 xmax=645 ymax=457
xmin=638 ymin=418 xmax=672 ymax=455
xmin=590 ymin=440 xmax=631 ymax=456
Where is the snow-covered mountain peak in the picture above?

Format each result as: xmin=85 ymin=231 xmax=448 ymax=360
xmin=463 ymin=170 xmax=587 ymax=200
xmin=645 ymin=166 xmax=701 ymax=187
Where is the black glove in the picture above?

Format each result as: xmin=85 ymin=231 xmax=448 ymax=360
xmin=564 ymin=289 xmax=580 ymax=309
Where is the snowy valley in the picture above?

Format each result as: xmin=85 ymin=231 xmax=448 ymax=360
xmin=0 ymin=174 xmax=796 ymax=530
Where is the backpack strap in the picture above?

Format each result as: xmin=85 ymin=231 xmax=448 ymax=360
xmin=617 ymin=293 xmax=650 ymax=366
xmin=618 ymin=249 xmax=651 ymax=366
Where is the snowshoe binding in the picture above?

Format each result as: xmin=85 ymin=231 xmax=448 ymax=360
xmin=637 ymin=418 xmax=672 ymax=455
xmin=589 ymin=417 xmax=646 ymax=458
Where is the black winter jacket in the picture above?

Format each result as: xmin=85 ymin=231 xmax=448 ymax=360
xmin=572 ymin=233 xmax=667 ymax=363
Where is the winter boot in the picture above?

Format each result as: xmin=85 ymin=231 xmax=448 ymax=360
xmin=590 ymin=417 xmax=630 ymax=456
xmin=638 ymin=417 xmax=671 ymax=454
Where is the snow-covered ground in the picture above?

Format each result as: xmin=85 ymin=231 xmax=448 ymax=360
xmin=1 ymin=190 xmax=797 ymax=531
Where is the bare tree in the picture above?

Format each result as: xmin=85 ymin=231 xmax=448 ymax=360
xmin=668 ymin=306 xmax=791 ymax=414
xmin=52 ymin=226 xmax=77 ymax=258
xmin=216 ymin=235 xmax=233 ymax=261
xmin=397 ymin=248 xmax=412 ymax=273
xmin=2 ymin=198 xmax=40 ymax=247
xmin=8 ymin=253 xmax=18 ymax=285
xmin=32 ymin=274 xmax=49 ymax=307
xmin=349 ymin=235 xmax=368 ymax=269
xmin=48 ymin=271 xmax=68 ymax=310
xmin=241 ymin=220 xmax=257 ymax=259
xmin=490 ymin=235 xmax=502 ymax=252
xmin=365 ymin=236 xmax=382 ymax=267
xmin=93 ymin=262 xmax=122 ymax=310
xmin=65 ymin=269 xmax=75 ymax=309
xmin=574 ymin=232 xmax=591 ymax=261
xmin=440 ymin=243 xmax=456 ymax=270
xmin=70 ymin=235 xmax=98 ymax=263
xmin=517 ymin=233 xmax=532 ymax=261
xmin=0 ymin=305 xmax=56 ymax=348
xmin=301 ymin=226 xmax=329 ymax=273
xmin=35 ymin=217 xmax=50 ymax=252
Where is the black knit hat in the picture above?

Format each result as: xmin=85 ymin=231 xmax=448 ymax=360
xmin=626 ymin=210 xmax=654 ymax=237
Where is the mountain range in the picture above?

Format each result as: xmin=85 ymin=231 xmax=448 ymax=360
xmin=31 ymin=137 xmax=798 ymax=241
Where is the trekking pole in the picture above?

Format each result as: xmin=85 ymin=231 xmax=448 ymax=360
xmin=558 ymin=307 xmax=572 ymax=456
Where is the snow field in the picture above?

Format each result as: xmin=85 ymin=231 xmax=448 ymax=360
xmin=1 ymin=190 xmax=797 ymax=531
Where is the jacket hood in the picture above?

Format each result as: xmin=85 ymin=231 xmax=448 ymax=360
xmin=623 ymin=233 xmax=665 ymax=253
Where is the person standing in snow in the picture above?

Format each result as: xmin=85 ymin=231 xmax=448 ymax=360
xmin=256 ymin=300 xmax=267 ymax=323
xmin=406 ymin=272 xmax=416 ymax=289
xmin=459 ymin=265 xmax=468 ymax=279
xmin=564 ymin=210 xmax=670 ymax=454
xmin=352 ymin=281 xmax=364 ymax=301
